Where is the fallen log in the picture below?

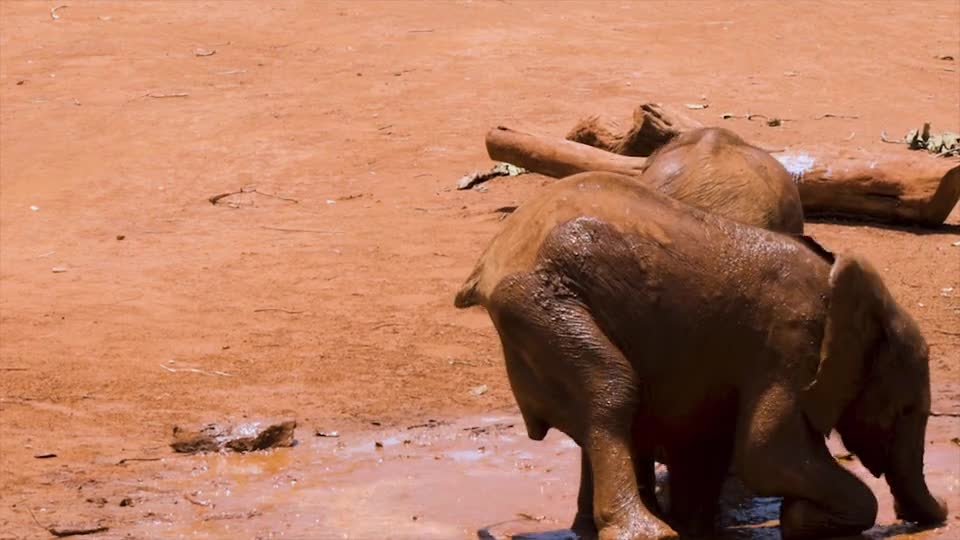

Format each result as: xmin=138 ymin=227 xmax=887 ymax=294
xmin=485 ymin=126 xmax=647 ymax=179
xmin=485 ymin=126 xmax=960 ymax=226
xmin=778 ymin=147 xmax=960 ymax=225
xmin=566 ymin=103 xmax=703 ymax=156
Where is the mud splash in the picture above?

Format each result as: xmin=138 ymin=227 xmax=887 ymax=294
xmin=118 ymin=415 xmax=957 ymax=539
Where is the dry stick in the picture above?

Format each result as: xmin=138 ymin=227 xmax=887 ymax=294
xmin=880 ymin=130 xmax=906 ymax=144
xmin=184 ymin=493 xmax=212 ymax=507
xmin=144 ymin=92 xmax=189 ymax=99
xmin=117 ymin=456 xmax=165 ymax=465
xmin=253 ymin=308 xmax=304 ymax=314
xmin=27 ymin=506 xmax=108 ymax=538
xmin=50 ymin=5 xmax=67 ymax=20
xmin=813 ymin=113 xmax=860 ymax=120
xmin=209 ymin=188 xmax=299 ymax=205
xmin=260 ymin=226 xmax=343 ymax=234
xmin=159 ymin=364 xmax=232 ymax=377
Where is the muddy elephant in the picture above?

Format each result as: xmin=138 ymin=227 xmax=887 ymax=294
xmin=454 ymin=172 xmax=946 ymax=539
xmin=639 ymin=127 xmax=804 ymax=235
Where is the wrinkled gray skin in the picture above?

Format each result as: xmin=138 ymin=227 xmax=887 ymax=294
xmin=455 ymin=173 xmax=946 ymax=539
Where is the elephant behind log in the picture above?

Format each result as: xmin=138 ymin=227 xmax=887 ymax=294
xmin=640 ymin=126 xmax=804 ymax=234
xmin=454 ymin=172 xmax=946 ymax=539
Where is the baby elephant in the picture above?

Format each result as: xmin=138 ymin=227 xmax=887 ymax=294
xmin=455 ymin=172 xmax=946 ymax=539
xmin=640 ymin=127 xmax=804 ymax=235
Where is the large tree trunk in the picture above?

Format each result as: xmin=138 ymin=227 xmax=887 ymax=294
xmin=485 ymin=126 xmax=960 ymax=226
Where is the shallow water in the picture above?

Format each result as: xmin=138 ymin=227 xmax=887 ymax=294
xmin=124 ymin=415 xmax=958 ymax=539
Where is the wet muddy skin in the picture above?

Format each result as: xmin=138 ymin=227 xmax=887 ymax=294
xmin=81 ymin=415 xmax=954 ymax=539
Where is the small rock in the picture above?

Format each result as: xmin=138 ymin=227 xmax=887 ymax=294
xmin=119 ymin=497 xmax=134 ymax=507
xmin=116 ymin=234 xmax=125 ymax=241
xmin=470 ymin=384 xmax=488 ymax=396
xmin=374 ymin=441 xmax=384 ymax=449
xmin=315 ymin=430 xmax=340 ymax=438
xmin=51 ymin=266 xmax=67 ymax=273
xmin=29 ymin=205 xmax=39 ymax=211
xmin=86 ymin=497 xmax=108 ymax=507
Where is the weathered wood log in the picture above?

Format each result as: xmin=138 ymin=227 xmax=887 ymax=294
xmin=777 ymin=147 xmax=960 ymax=225
xmin=486 ymin=126 xmax=648 ymax=179
xmin=566 ymin=103 xmax=704 ymax=156
xmin=486 ymin=126 xmax=960 ymax=226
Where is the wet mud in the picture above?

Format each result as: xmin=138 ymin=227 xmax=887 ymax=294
xmin=76 ymin=415 xmax=960 ymax=539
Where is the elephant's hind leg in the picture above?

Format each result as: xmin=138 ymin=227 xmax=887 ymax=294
xmin=490 ymin=274 xmax=673 ymax=540
xmin=734 ymin=384 xmax=877 ymax=539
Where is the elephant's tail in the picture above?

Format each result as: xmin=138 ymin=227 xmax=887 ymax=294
xmin=454 ymin=277 xmax=480 ymax=308
xmin=454 ymin=265 xmax=484 ymax=309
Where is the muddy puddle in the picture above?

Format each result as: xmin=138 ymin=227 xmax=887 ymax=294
xmin=112 ymin=415 xmax=959 ymax=539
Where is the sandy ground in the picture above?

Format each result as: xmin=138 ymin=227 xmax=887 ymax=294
xmin=1 ymin=1 xmax=958 ymax=539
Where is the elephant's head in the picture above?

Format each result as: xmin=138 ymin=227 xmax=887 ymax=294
xmin=802 ymin=255 xmax=948 ymax=526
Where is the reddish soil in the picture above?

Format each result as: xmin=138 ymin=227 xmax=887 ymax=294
xmin=1 ymin=1 xmax=958 ymax=539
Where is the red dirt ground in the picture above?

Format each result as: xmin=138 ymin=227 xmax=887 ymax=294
xmin=1 ymin=2 xmax=958 ymax=539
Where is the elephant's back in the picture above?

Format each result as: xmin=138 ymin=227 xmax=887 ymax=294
xmin=456 ymin=171 xmax=693 ymax=308
xmin=641 ymin=127 xmax=804 ymax=234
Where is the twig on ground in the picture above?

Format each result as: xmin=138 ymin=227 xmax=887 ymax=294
xmin=184 ymin=493 xmax=212 ymax=507
xmin=144 ymin=92 xmax=190 ymax=99
xmin=116 ymin=456 xmax=164 ymax=465
xmin=27 ymin=506 xmax=108 ymax=537
xmin=208 ymin=187 xmax=299 ymax=205
xmin=253 ymin=308 xmax=304 ymax=314
xmin=880 ymin=130 xmax=906 ymax=144
xmin=813 ymin=113 xmax=859 ymax=120
xmin=159 ymin=364 xmax=232 ymax=377
xmin=260 ymin=226 xmax=343 ymax=234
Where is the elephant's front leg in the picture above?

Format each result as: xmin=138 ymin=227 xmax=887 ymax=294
xmin=736 ymin=384 xmax=878 ymax=539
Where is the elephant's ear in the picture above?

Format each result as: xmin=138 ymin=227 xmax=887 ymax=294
xmin=802 ymin=255 xmax=890 ymax=435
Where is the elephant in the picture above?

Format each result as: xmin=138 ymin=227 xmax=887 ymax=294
xmin=454 ymin=172 xmax=946 ymax=539
xmin=639 ymin=127 xmax=804 ymax=235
